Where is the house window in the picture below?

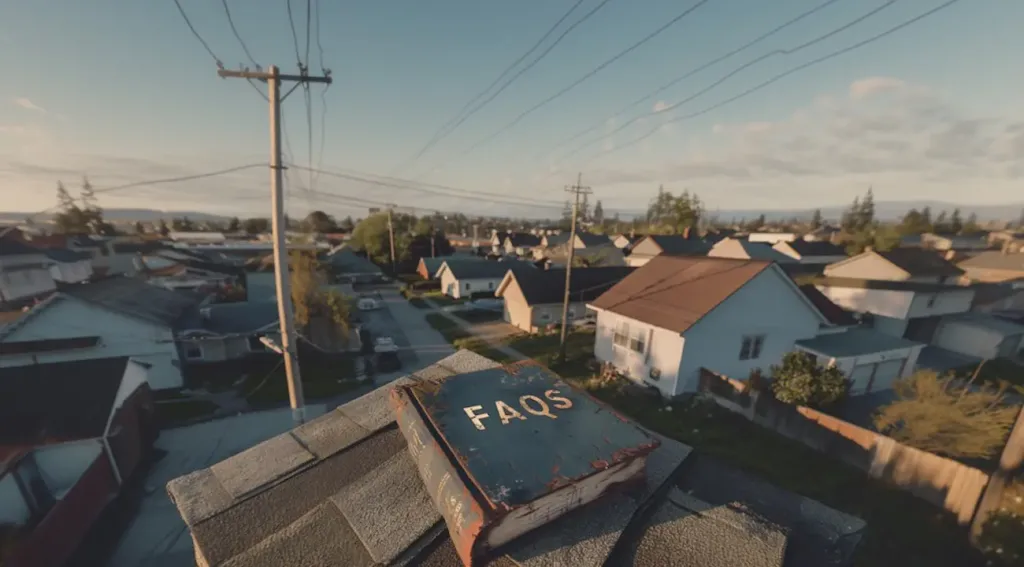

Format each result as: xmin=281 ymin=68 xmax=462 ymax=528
xmin=613 ymin=322 xmax=645 ymax=354
xmin=464 ymin=282 xmax=471 ymax=291
xmin=538 ymin=312 xmax=550 ymax=322
xmin=488 ymin=282 xmax=494 ymax=290
xmin=185 ymin=344 xmax=203 ymax=360
xmin=739 ymin=335 xmax=765 ymax=361
xmin=613 ymin=322 xmax=630 ymax=347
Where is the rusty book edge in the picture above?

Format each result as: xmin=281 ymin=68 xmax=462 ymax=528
xmin=389 ymin=364 xmax=660 ymax=567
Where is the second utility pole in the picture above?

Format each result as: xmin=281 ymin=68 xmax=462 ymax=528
xmin=219 ymin=65 xmax=332 ymax=425
xmin=558 ymin=172 xmax=591 ymax=363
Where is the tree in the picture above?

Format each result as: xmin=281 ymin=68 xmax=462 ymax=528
xmin=349 ymin=212 xmax=400 ymax=266
xmin=592 ymin=200 xmax=605 ymax=225
xmin=841 ymin=196 xmax=860 ymax=232
xmin=963 ymin=212 xmax=980 ymax=233
xmin=770 ymin=351 xmax=848 ymax=408
xmin=933 ymin=210 xmax=949 ymax=233
xmin=54 ymin=181 xmax=87 ymax=234
xmin=242 ymin=217 xmax=269 ymax=234
xmin=874 ymin=369 xmax=1018 ymax=459
xmin=810 ymin=209 xmax=823 ymax=230
xmin=289 ymin=251 xmax=351 ymax=346
xmin=158 ymin=219 xmax=170 ymax=236
xmin=227 ymin=217 xmax=241 ymax=232
xmin=949 ymin=208 xmax=963 ymax=234
xmin=172 ymin=217 xmax=195 ymax=231
xmin=134 ymin=221 xmax=145 ymax=234
xmin=857 ymin=187 xmax=875 ymax=231
xmin=899 ymin=208 xmax=930 ymax=235
xmin=338 ymin=216 xmax=355 ymax=232
xmin=303 ymin=210 xmax=336 ymax=233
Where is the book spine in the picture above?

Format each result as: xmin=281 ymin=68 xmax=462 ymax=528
xmin=390 ymin=387 xmax=486 ymax=567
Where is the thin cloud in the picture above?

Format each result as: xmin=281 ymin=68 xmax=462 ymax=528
xmin=13 ymin=98 xmax=46 ymax=113
xmin=652 ymin=101 xmax=670 ymax=113
xmin=848 ymin=77 xmax=907 ymax=100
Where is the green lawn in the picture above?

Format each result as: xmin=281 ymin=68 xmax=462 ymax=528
xmin=422 ymin=291 xmax=464 ymax=308
xmin=424 ymin=312 xmax=471 ymax=343
xmin=452 ymin=337 xmax=516 ymax=363
xmin=155 ymin=399 xmax=219 ymax=427
xmin=453 ymin=309 xmax=503 ymax=324
xmin=504 ymin=331 xmax=984 ymax=567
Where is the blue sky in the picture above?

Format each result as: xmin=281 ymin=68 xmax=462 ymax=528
xmin=1 ymin=0 xmax=1022 ymax=220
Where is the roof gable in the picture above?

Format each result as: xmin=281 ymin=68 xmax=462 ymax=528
xmin=647 ymin=234 xmax=712 ymax=256
xmin=444 ymin=259 xmax=531 ymax=280
xmin=876 ymin=248 xmax=964 ymax=277
xmin=786 ymin=239 xmax=846 ymax=257
xmin=589 ymin=256 xmax=773 ymax=334
xmin=499 ymin=266 xmax=635 ymax=305
xmin=0 ymin=356 xmax=130 ymax=445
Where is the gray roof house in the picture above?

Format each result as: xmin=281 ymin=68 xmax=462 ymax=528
xmin=166 ymin=350 xmax=866 ymax=567
xmin=708 ymin=238 xmax=797 ymax=264
xmin=624 ymin=234 xmax=712 ymax=268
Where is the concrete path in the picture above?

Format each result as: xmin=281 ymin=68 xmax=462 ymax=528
xmin=424 ymin=298 xmax=528 ymax=361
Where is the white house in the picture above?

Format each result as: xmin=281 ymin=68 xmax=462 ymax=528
xmin=815 ymin=277 xmax=975 ymax=342
xmin=623 ymin=234 xmax=710 ymax=268
xmin=707 ymin=238 xmax=797 ymax=264
xmin=169 ymin=231 xmax=228 ymax=244
xmin=772 ymin=239 xmax=847 ymax=265
xmin=931 ymin=312 xmax=1024 ymax=361
xmin=0 ymin=240 xmax=56 ymax=305
xmin=0 ymin=277 xmax=201 ymax=390
xmin=503 ymin=234 xmax=542 ymax=257
xmin=438 ymin=260 xmax=529 ymax=299
xmin=611 ymin=233 xmax=645 ymax=250
xmin=43 ymin=248 xmax=94 ymax=284
xmin=823 ymin=248 xmax=965 ymax=285
xmin=588 ymin=256 xmax=831 ymax=398
xmin=747 ymin=232 xmax=797 ymax=244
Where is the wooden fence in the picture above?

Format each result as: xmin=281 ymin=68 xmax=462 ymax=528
xmin=698 ymin=369 xmax=991 ymax=524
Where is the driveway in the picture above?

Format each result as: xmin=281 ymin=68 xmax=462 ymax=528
xmin=106 ymin=407 xmax=326 ymax=567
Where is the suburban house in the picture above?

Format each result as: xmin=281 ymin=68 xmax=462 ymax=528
xmin=772 ymin=239 xmax=847 ymax=265
xmin=795 ymin=325 xmax=924 ymax=395
xmin=42 ymin=248 xmax=93 ymax=284
xmin=0 ymin=356 xmax=155 ymax=567
xmin=503 ymin=233 xmax=542 ymax=257
xmin=624 ymin=233 xmax=711 ymax=268
xmin=929 ymin=312 xmax=1024 ymax=361
xmin=588 ymin=256 xmax=835 ymax=398
xmin=415 ymin=255 xmax=485 ymax=280
xmin=708 ymin=238 xmax=797 ymax=264
xmin=0 ymin=277 xmax=203 ymax=390
xmin=823 ymin=247 xmax=965 ymax=284
xmin=320 ymin=247 xmax=382 ymax=283
xmin=176 ymin=301 xmax=280 ymax=364
xmin=488 ymin=230 xmax=509 ymax=254
xmin=0 ymin=241 xmax=56 ymax=307
xmin=919 ymin=231 xmax=991 ymax=252
xmin=747 ymin=232 xmax=797 ymax=244
xmin=495 ymin=266 xmax=634 ymax=333
xmin=971 ymin=283 xmax=1024 ymax=313
xmin=611 ymin=233 xmax=645 ymax=250
xmin=814 ymin=276 xmax=975 ymax=342
xmin=958 ymin=251 xmax=1024 ymax=284
xmin=539 ymin=232 xmax=612 ymax=250
xmin=803 ymin=226 xmax=841 ymax=243
xmin=988 ymin=230 xmax=1024 ymax=253
xmin=541 ymin=241 xmax=627 ymax=268
xmin=438 ymin=260 xmax=532 ymax=299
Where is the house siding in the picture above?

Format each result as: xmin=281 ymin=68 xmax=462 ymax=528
xmin=440 ymin=269 xmax=501 ymax=298
xmin=593 ymin=310 xmax=685 ymax=397
xmin=933 ymin=320 xmax=1024 ymax=360
xmin=0 ymin=253 xmax=55 ymax=303
xmin=0 ymin=297 xmax=184 ymax=390
xmin=817 ymin=286 xmax=914 ymax=319
xmin=676 ymin=268 xmax=822 ymax=393
xmin=824 ymin=253 xmax=908 ymax=281
xmin=34 ymin=440 xmax=104 ymax=492
xmin=906 ymin=288 xmax=974 ymax=319
xmin=800 ymin=345 xmax=922 ymax=393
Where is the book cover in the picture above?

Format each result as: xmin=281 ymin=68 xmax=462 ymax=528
xmin=390 ymin=361 xmax=659 ymax=566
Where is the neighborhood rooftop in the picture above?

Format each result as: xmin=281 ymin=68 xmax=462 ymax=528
xmin=873 ymin=248 xmax=965 ymax=277
xmin=166 ymin=351 xmax=865 ymax=567
xmin=508 ymin=266 xmax=635 ymax=305
xmin=644 ymin=234 xmax=712 ymax=255
xmin=589 ymin=256 xmax=774 ymax=334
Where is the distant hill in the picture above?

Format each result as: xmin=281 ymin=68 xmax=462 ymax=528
xmin=710 ymin=201 xmax=1024 ymax=223
xmin=0 ymin=208 xmax=234 ymax=224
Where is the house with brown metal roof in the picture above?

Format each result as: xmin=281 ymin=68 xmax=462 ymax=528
xmin=587 ymin=256 xmax=832 ymax=397
xmin=823 ymin=248 xmax=964 ymax=285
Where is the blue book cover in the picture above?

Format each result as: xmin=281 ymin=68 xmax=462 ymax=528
xmin=390 ymin=361 xmax=659 ymax=566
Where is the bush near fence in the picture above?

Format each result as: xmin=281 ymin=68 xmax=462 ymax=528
xmin=698 ymin=368 xmax=991 ymax=525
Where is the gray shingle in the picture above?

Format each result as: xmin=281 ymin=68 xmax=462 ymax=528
xmin=167 ymin=468 xmax=236 ymax=527
xmin=292 ymin=409 xmax=371 ymax=459
xmin=330 ymin=451 xmax=441 ymax=564
xmin=210 ymin=432 xmax=315 ymax=498
xmin=338 ymin=376 xmax=416 ymax=432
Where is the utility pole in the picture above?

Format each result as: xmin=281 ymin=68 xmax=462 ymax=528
xmin=558 ymin=173 xmax=591 ymax=363
xmin=386 ymin=206 xmax=397 ymax=274
xmin=218 ymin=65 xmax=332 ymax=425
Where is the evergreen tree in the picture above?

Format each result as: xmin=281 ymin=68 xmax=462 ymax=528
xmin=841 ymin=196 xmax=860 ymax=232
xmin=810 ymin=209 xmax=823 ymax=230
xmin=949 ymin=208 xmax=963 ymax=234
xmin=934 ymin=210 xmax=949 ymax=233
xmin=592 ymin=200 xmax=605 ymax=225
xmin=134 ymin=221 xmax=145 ymax=234
xmin=921 ymin=206 xmax=932 ymax=231
xmin=857 ymin=188 xmax=875 ymax=231
xmin=158 ymin=219 xmax=170 ymax=236
xmin=964 ymin=212 xmax=980 ymax=233
xmin=227 ymin=217 xmax=241 ymax=232
xmin=56 ymin=181 xmax=76 ymax=210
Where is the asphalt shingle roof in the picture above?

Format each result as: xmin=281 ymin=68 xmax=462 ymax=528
xmin=200 ymin=301 xmax=279 ymax=334
xmin=874 ymin=248 xmax=964 ymax=277
xmin=505 ymin=266 xmax=635 ymax=305
xmin=0 ymin=239 xmax=45 ymax=257
xmin=590 ymin=256 xmax=772 ymax=334
xmin=787 ymin=240 xmax=846 ymax=257
xmin=506 ymin=233 xmax=542 ymax=247
xmin=168 ymin=350 xmax=866 ymax=566
xmin=323 ymin=247 xmax=382 ymax=275
xmin=796 ymin=327 xmax=922 ymax=358
xmin=443 ymin=259 xmax=532 ymax=280
xmin=958 ymin=250 xmax=1024 ymax=272
xmin=61 ymin=275 xmax=203 ymax=327
xmin=0 ymin=356 xmax=130 ymax=445
xmin=419 ymin=255 xmax=485 ymax=278
xmin=645 ymin=234 xmax=712 ymax=256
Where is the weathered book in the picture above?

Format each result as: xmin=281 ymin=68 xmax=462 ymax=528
xmin=390 ymin=361 xmax=659 ymax=567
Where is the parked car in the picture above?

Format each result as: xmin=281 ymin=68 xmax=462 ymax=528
xmin=358 ymin=297 xmax=381 ymax=311
xmin=373 ymin=336 xmax=398 ymax=353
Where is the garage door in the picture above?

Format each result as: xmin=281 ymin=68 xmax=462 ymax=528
xmin=849 ymin=359 xmax=907 ymax=395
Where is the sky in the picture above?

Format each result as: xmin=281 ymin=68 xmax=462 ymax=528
xmin=1 ymin=0 xmax=1022 ymax=221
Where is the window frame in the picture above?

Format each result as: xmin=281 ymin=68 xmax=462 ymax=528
xmin=739 ymin=334 xmax=766 ymax=361
xmin=185 ymin=344 xmax=203 ymax=360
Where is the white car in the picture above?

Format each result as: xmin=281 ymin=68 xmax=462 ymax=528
xmin=357 ymin=298 xmax=381 ymax=311
xmin=373 ymin=336 xmax=398 ymax=353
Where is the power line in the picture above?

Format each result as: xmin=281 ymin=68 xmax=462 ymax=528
xmin=286 ymin=0 xmax=304 ymax=68
xmin=1 ymin=164 xmax=266 ymax=239
xmin=221 ymin=0 xmax=259 ymax=68
xmin=586 ymin=0 xmax=964 ymax=161
xmin=543 ymin=0 xmax=845 ymax=159
xmin=403 ymin=0 xmax=617 ymax=176
xmin=563 ymin=0 xmax=893 ymax=160
xmin=458 ymin=0 xmax=712 ymax=161
xmin=399 ymin=0 xmax=588 ymax=169
xmin=172 ymin=0 xmax=224 ymax=68
xmin=304 ymin=0 xmax=313 ymax=68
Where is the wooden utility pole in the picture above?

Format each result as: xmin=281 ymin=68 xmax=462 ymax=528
xmin=387 ymin=206 xmax=397 ymax=273
xmin=558 ymin=173 xmax=591 ymax=363
xmin=218 ymin=65 xmax=332 ymax=425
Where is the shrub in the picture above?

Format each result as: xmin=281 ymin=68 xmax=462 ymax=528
xmin=770 ymin=351 xmax=847 ymax=408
